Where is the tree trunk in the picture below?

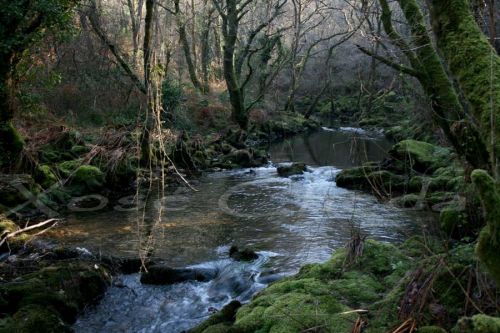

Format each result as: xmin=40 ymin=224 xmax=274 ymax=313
xmin=427 ymin=0 xmax=500 ymax=285
xmin=0 ymin=57 xmax=24 ymax=171
xmin=140 ymin=0 xmax=155 ymax=164
xmin=174 ymin=0 xmax=203 ymax=92
xmin=221 ymin=0 xmax=248 ymax=130
xmin=375 ymin=0 xmax=491 ymax=171
xmin=428 ymin=0 xmax=500 ymax=177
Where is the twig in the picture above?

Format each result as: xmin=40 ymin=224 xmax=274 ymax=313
xmin=0 ymin=219 xmax=59 ymax=247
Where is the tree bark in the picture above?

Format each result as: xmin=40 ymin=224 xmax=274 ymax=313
xmin=428 ymin=0 xmax=500 ymax=177
xmin=373 ymin=0 xmax=491 ymax=171
xmin=140 ymin=0 xmax=155 ymax=164
xmin=426 ymin=0 xmax=500 ymax=285
xmin=219 ymin=0 xmax=248 ymax=130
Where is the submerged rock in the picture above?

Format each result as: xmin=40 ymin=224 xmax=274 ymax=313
xmin=140 ymin=265 xmax=218 ymax=285
xmin=229 ymin=246 xmax=258 ymax=262
xmin=277 ymin=163 xmax=307 ymax=177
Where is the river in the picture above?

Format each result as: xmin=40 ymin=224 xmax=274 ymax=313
xmin=48 ymin=127 xmax=434 ymax=333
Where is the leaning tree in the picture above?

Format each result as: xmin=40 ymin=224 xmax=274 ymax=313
xmin=360 ymin=0 xmax=500 ymax=284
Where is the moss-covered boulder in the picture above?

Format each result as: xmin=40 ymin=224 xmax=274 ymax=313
xmin=0 ymin=261 xmax=111 ymax=331
xmin=335 ymin=166 xmax=407 ymax=195
xmin=277 ymin=162 xmax=307 ymax=177
xmin=38 ymin=129 xmax=83 ymax=164
xmin=34 ymin=165 xmax=58 ymax=189
xmin=0 ymin=304 xmax=71 ymax=333
xmin=388 ymin=140 xmax=453 ymax=173
xmin=454 ymin=314 xmax=500 ymax=333
xmin=57 ymin=161 xmax=105 ymax=196
xmin=189 ymin=301 xmax=242 ymax=333
xmin=0 ymin=215 xmax=31 ymax=251
xmin=0 ymin=122 xmax=24 ymax=170
xmin=0 ymin=174 xmax=41 ymax=212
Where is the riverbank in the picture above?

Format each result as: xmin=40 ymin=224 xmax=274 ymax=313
xmin=190 ymin=237 xmax=499 ymax=333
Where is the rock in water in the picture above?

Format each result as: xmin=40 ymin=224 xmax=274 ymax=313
xmin=140 ymin=265 xmax=218 ymax=285
xmin=229 ymin=246 xmax=258 ymax=261
xmin=277 ymin=163 xmax=307 ymax=177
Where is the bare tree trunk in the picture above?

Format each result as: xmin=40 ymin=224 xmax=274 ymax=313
xmin=200 ymin=1 xmax=214 ymax=93
xmin=174 ymin=0 xmax=203 ymax=92
xmin=217 ymin=0 xmax=247 ymax=129
xmin=140 ymin=0 xmax=155 ymax=164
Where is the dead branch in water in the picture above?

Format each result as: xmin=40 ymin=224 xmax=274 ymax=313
xmin=0 ymin=219 xmax=60 ymax=248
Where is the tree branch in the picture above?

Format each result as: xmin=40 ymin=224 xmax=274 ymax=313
xmin=356 ymin=44 xmax=420 ymax=78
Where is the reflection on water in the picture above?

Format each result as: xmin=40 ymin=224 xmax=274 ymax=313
xmin=269 ymin=127 xmax=391 ymax=167
xmin=61 ymin=128 xmax=434 ymax=333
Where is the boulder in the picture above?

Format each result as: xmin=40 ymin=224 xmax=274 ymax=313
xmin=277 ymin=163 xmax=307 ymax=177
xmin=229 ymin=246 xmax=258 ymax=262
xmin=388 ymin=140 xmax=453 ymax=173
xmin=0 ymin=262 xmax=110 ymax=331
xmin=188 ymin=300 xmax=242 ymax=333
xmin=140 ymin=265 xmax=218 ymax=285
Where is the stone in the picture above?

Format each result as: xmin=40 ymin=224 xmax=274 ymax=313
xmin=140 ymin=265 xmax=218 ymax=285
xmin=277 ymin=163 xmax=307 ymax=177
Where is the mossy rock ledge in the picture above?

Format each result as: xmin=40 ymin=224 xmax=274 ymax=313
xmin=0 ymin=261 xmax=111 ymax=333
xmin=335 ymin=140 xmax=462 ymax=211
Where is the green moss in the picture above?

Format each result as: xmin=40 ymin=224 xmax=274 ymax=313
xmin=70 ymin=145 xmax=90 ymax=156
xmin=233 ymin=290 xmax=354 ymax=333
xmin=471 ymin=170 xmax=500 ymax=285
xmin=425 ymin=191 xmax=455 ymax=206
xmin=73 ymin=165 xmax=105 ymax=189
xmin=0 ymin=304 xmax=71 ymax=333
xmin=400 ymin=236 xmax=445 ymax=257
xmin=0 ymin=215 xmax=34 ymax=250
xmin=277 ymin=163 xmax=307 ymax=177
xmin=455 ymin=315 xmax=500 ymax=333
xmin=57 ymin=161 xmax=105 ymax=195
xmin=329 ymin=271 xmax=384 ymax=307
xmin=335 ymin=166 xmax=407 ymax=194
xmin=392 ymin=193 xmax=422 ymax=208
xmin=35 ymin=165 xmax=58 ymax=189
xmin=57 ymin=159 xmax=83 ymax=176
xmin=418 ymin=326 xmax=447 ymax=333
xmin=0 ymin=262 xmax=111 ymax=326
xmin=0 ymin=122 xmax=24 ymax=170
xmin=189 ymin=301 xmax=241 ymax=333
xmin=440 ymin=204 xmax=468 ymax=236
xmin=429 ymin=0 xmax=500 ymax=176
xmin=389 ymin=140 xmax=453 ymax=173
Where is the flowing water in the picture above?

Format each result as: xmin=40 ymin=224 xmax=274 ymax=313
xmin=49 ymin=128 xmax=434 ymax=333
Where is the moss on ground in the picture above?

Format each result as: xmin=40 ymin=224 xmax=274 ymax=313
xmin=192 ymin=239 xmax=499 ymax=333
